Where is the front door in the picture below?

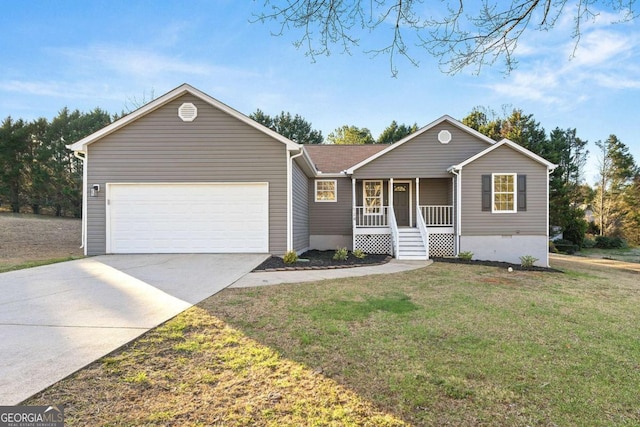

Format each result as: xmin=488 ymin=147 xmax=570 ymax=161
xmin=393 ymin=183 xmax=410 ymax=226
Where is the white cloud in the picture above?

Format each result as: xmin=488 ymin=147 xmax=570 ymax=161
xmin=0 ymin=81 xmax=70 ymax=98
xmin=568 ymin=29 xmax=634 ymax=66
xmin=0 ymin=80 xmax=114 ymax=100
xmin=483 ymin=16 xmax=640 ymax=107
xmin=592 ymin=72 xmax=640 ymax=89
xmin=489 ymin=69 xmax=562 ymax=104
xmin=52 ymin=45 xmax=217 ymax=78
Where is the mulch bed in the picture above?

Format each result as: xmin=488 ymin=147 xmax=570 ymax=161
xmin=432 ymin=257 xmax=563 ymax=273
xmin=253 ymin=250 xmax=391 ymax=272
xmin=253 ymin=250 xmax=561 ymax=273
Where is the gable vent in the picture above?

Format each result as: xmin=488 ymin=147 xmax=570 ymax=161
xmin=438 ymin=130 xmax=452 ymax=144
xmin=178 ymin=102 xmax=198 ymax=122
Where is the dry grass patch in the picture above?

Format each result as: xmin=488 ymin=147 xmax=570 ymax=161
xmin=26 ymin=307 xmax=406 ymax=426
xmin=0 ymin=213 xmax=82 ymax=271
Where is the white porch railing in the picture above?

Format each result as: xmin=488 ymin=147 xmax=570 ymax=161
xmin=420 ymin=205 xmax=453 ymax=226
xmin=354 ymin=206 xmax=389 ymax=227
xmin=389 ymin=206 xmax=399 ymax=257
xmin=416 ymin=205 xmax=429 ymax=257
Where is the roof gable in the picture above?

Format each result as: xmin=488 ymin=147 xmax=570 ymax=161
xmin=67 ymin=83 xmax=301 ymax=152
xmin=346 ymin=115 xmax=495 ymax=174
xmin=449 ymin=138 xmax=557 ymax=171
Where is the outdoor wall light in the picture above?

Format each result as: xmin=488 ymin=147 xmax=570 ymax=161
xmin=91 ymin=184 xmax=100 ymax=197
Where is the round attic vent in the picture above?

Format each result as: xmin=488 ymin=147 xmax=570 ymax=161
xmin=438 ymin=130 xmax=452 ymax=144
xmin=178 ymin=102 xmax=198 ymax=122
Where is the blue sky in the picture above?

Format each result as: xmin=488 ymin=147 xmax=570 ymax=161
xmin=1 ymin=1 xmax=639 ymax=184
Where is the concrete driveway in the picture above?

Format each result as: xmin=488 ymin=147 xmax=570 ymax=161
xmin=0 ymin=253 xmax=267 ymax=405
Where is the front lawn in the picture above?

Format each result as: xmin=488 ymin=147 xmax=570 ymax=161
xmin=27 ymin=258 xmax=640 ymax=426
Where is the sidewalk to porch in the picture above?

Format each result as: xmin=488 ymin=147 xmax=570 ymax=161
xmin=230 ymin=259 xmax=433 ymax=288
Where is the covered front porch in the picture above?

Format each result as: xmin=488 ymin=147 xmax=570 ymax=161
xmin=352 ymin=178 xmax=456 ymax=260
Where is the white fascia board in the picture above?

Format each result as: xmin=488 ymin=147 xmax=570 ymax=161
xmin=67 ymin=83 xmax=302 ymax=152
xmin=346 ymin=115 xmax=496 ymax=174
xmin=295 ymin=147 xmax=320 ymax=177
xmin=449 ymin=138 xmax=557 ymax=171
xmin=316 ymin=172 xmax=349 ymax=178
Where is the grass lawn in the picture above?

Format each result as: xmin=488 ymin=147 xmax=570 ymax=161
xmin=577 ymin=247 xmax=640 ymax=264
xmin=26 ymin=258 xmax=640 ymax=426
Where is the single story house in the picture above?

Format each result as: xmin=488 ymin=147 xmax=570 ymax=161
xmin=68 ymin=84 xmax=556 ymax=267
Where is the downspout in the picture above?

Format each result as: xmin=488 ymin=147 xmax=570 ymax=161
xmin=546 ymin=168 xmax=553 ymax=268
xmin=73 ymin=151 xmax=87 ymax=254
xmin=288 ymin=150 xmax=304 ymax=253
xmin=450 ymin=167 xmax=462 ymax=255
xmin=352 ymin=177 xmax=356 ymax=251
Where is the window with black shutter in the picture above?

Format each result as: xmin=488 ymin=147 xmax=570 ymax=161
xmin=482 ymin=173 xmax=525 ymax=213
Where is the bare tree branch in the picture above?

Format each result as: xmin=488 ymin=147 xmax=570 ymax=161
xmin=253 ymin=0 xmax=638 ymax=75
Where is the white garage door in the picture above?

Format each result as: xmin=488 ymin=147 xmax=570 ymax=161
xmin=107 ymin=183 xmax=269 ymax=253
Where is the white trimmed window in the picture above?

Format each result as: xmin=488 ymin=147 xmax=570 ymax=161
xmin=315 ymin=179 xmax=337 ymax=202
xmin=364 ymin=180 xmax=383 ymax=214
xmin=492 ymin=173 xmax=517 ymax=213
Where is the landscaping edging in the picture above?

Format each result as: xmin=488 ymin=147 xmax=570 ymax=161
xmin=432 ymin=257 xmax=562 ymax=273
xmin=253 ymin=255 xmax=393 ymax=272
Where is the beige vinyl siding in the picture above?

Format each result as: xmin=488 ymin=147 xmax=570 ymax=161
xmin=354 ymin=122 xmax=490 ymax=178
xmin=460 ymin=145 xmax=547 ymax=235
xmin=85 ymin=93 xmax=288 ymax=255
xmin=419 ymin=178 xmax=453 ymax=205
xmin=309 ymin=177 xmax=352 ymax=235
xmin=292 ymin=161 xmax=309 ymax=251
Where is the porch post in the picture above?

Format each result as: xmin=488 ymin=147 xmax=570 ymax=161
xmin=389 ymin=178 xmax=394 ymax=209
xmin=416 ymin=177 xmax=420 ymax=217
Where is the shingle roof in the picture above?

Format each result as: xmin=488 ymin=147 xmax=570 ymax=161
xmin=304 ymin=144 xmax=389 ymax=174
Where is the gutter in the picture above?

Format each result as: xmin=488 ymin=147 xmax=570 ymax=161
xmin=287 ymin=149 xmax=305 ymax=253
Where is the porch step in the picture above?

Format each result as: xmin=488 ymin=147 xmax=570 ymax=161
xmin=396 ymin=228 xmax=427 ymax=260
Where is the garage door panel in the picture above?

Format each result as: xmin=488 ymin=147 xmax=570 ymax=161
xmin=108 ymin=183 xmax=269 ymax=253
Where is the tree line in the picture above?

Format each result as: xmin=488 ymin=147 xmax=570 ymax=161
xmin=0 ymin=108 xmax=112 ymax=217
xmin=2 ymin=105 xmax=638 ymax=247
xmin=249 ymin=109 xmax=418 ymax=144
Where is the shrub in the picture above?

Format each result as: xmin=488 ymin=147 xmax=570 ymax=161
xmin=548 ymin=240 xmax=558 ymax=253
xmin=555 ymin=239 xmax=571 ymax=245
xmin=333 ymin=247 xmax=349 ymax=261
xmin=594 ymin=235 xmax=627 ymax=249
xmin=554 ymin=238 xmax=578 ymax=254
xmin=352 ymin=249 xmax=367 ymax=259
xmin=458 ymin=251 xmax=473 ymax=261
xmin=612 ymin=237 xmax=627 ymax=249
xmin=283 ymin=250 xmax=298 ymax=264
xmin=563 ymin=217 xmax=588 ymax=249
xmin=520 ymin=255 xmax=538 ymax=268
xmin=582 ymin=237 xmax=596 ymax=249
